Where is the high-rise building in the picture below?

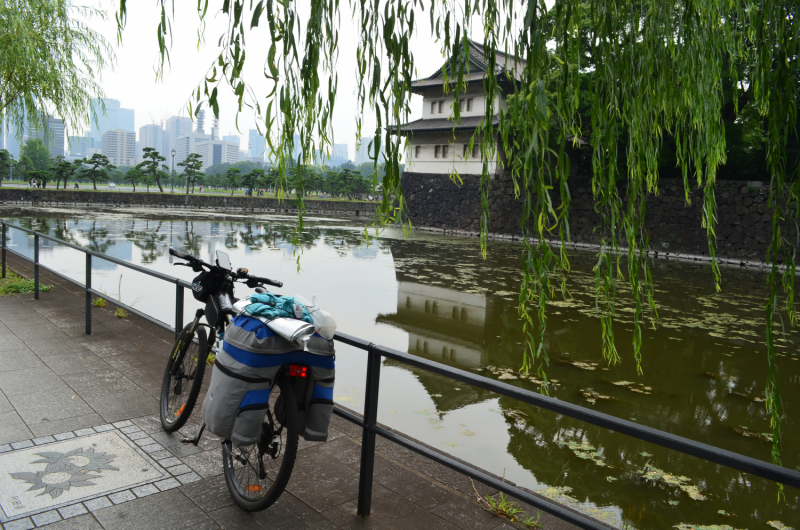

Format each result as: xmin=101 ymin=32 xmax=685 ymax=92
xmin=331 ymin=143 xmax=349 ymax=166
xmin=223 ymin=135 xmax=240 ymax=146
xmin=355 ymin=136 xmax=384 ymax=165
xmin=291 ymin=134 xmax=302 ymax=163
xmin=67 ymin=132 xmax=95 ymax=158
xmin=316 ymin=143 xmax=350 ymax=167
xmin=4 ymin=115 xmax=64 ymax=159
xmin=164 ymin=116 xmax=194 ymax=160
xmin=89 ymin=99 xmax=135 ymax=143
xmin=44 ymin=116 xmax=65 ymax=157
xmin=101 ymin=129 xmax=136 ymax=167
xmin=5 ymin=128 xmax=21 ymax=159
xmin=248 ymin=129 xmax=265 ymax=160
xmin=138 ymin=124 xmax=164 ymax=161
xmin=174 ymin=133 xmax=211 ymax=167
xmin=196 ymin=110 xmax=206 ymax=135
xmin=195 ymin=139 xmax=238 ymax=171
xmin=119 ymin=108 xmax=135 ymax=133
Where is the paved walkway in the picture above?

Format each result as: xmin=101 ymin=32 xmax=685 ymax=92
xmin=0 ymin=255 xmax=583 ymax=530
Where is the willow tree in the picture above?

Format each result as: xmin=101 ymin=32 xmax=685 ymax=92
xmin=117 ymin=0 xmax=796 ymax=469
xmin=0 ymin=1 xmax=113 ymax=140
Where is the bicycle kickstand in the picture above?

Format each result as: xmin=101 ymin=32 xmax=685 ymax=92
xmin=181 ymin=421 xmax=206 ymax=446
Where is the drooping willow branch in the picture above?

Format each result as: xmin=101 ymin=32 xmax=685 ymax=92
xmin=115 ymin=0 xmax=798 ymax=472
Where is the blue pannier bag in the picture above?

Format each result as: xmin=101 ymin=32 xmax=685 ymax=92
xmin=202 ymin=314 xmax=335 ymax=446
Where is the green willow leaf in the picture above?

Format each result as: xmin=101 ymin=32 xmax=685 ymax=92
xmin=112 ymin=0 xmax=797 ymax=479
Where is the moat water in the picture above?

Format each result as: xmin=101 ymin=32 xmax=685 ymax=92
xmin=2 ymin=206 xmax=798 ymax=529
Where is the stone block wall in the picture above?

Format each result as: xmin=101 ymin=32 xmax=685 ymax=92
xmin=0 ymin=188 xmax=376 ymax=217
xmin=402 ymin=172 xmax=775 ymax=261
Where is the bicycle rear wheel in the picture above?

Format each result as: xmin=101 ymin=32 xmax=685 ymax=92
xmin=222 ymin=373 xmax=299 ymax=511
xmin=160 ymin=324 xmax=209 ymax=432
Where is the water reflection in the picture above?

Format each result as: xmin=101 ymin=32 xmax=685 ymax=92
xmin=2 ymin=209 xmax=798 ymax=529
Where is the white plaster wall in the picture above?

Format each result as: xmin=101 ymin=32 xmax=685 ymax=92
xmin=405 ymin=132 xmax=499 ymax=176
xmin=421 ymin=84 xmax=506 ymax=120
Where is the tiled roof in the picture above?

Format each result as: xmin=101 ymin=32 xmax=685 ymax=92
xmin=393 ymin=115 xmax=500 ymax=135
xmin=411 ymin=39 xmax=523 ymax=92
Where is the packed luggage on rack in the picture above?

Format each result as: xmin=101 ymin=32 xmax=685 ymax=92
xmin=202 ymin=293 xmax=337 ymax=446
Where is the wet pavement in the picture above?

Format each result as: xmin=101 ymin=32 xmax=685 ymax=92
xmin=0 ymin=255 xmax=584 ymax=530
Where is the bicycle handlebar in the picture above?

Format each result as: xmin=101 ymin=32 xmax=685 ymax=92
xmin=169 ymin=248 xmax=282 ymax=288
xmin=246 ymin=275 xmax=283 ymax=288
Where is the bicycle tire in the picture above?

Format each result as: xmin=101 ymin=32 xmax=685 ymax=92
xmin=160 ymin=324 xmax=209 ymax=432
xmin=222 ymin=373 xmax=300 ymax=511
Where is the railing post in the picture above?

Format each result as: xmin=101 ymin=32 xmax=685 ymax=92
xmin=34 ymin=233 xmax=39 ymax=299
xmin=85 ymin=253 xmax=92 ymax=335
xmin=357 ymin=344 xmax=381 ymax=517
xmin=175 ymin=283 xmax=184 ymax=339
xmin=2 ymin=222 xmax=6 ymax=279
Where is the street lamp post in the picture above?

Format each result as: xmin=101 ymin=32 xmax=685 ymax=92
xmin=171 ymin=149 xmax=176 ymax=193
xmin=8 ymin=154 xmax=12 ymax=185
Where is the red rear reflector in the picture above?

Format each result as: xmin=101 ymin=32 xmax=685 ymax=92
xmin=288 ymin=365 xmax=307 ymax=377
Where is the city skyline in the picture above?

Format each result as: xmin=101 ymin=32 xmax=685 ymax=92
xmin=3 ymin=100 xmax=374 ymax=170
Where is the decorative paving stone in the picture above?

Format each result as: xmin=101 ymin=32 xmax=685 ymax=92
xmin=30 ymin=509 xmax=61 ymax=526
xmin=0 ymin=444 xmax=11 ymax=454
xmin=154 ymin=478 xmax=180 ymax=491
xmin=107 ymin=490 xmax=135 ymax=505
xmin=57 ymin=504 xmax=87 ymax=519
xmin=0 ymin=432 xmax=165 ymax=523
xmin=148 ymin=450 xmax=171 ymax=461
xmin=93 ymin=425 xmax=114 ymax=433
xmin=156 ymin=457 xmax=181 ymax=468
xmin=111 ymin=421 xmax=133 ymax=429
xmin=82 ymin=497 xmax=111 ymax=512
xmin=31 ymin=436 xmax=55 ymax=446
xmin=52 ymin=433 xmax=75 ymax=442
xmin=165 ymin=464 xmax=192 ymax=476
xmin=10 ymin=441 xmax=33 ymax=450
xmin=118 ymin=426 xmax=141 ymax=435
xmin=139 ymin=444 xmax=164 ymax=455
xmin=125 ymin=431 xmax=148 ymax=441
xmin=175 ymin=472 xmax=201 ymax=485
xmin=131 ymin=484 xmax=159 ymax=498
xmin=133 ymin=437 xmax=155 ymax=447
xmin=73 ymin=428 xmax=95 ymax=437
xmin=3 ymin=516 xmax=34 ymax=530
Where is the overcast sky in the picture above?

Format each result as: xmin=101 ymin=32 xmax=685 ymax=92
xmin=82 ymin=0 xmax=469 ymax=158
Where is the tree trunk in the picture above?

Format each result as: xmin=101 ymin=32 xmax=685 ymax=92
xmin=132 ymin=183 xmax=136 ymax=192
xmin=156 ymin=177 xmax=164 ymax=193
xmin=93 ymin=181 xmax=97 ymax=190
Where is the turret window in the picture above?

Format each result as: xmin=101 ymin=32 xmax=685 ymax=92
xmin=415 ymin=146 xmax=421 ymax=158
xmin=441 ymin=145 xmax=449 ymax=158
xmin=430 ymin=101 xmax=436 ymax=114
xmin=434 ymin=145 xmax=441 ymax=158
xmin=438 ymin=101 xmax=443 ymax=113
xmin=467 ymin=98 xmax=473 ymax=111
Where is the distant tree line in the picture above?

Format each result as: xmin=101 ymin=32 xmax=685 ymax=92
xmin=0 ymin=143 xmax=401 ymax=199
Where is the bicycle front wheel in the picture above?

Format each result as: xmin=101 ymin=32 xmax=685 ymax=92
xmin=160 ymin=324 xmax=209 ymax=432
xmin=222 ymin=373 xmax=300 ymax=511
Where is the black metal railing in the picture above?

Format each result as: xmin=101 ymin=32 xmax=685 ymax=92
xmin=2 ymin=221 xmax=799 ymax=530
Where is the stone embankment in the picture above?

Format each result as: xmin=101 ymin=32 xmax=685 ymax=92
xmin=0 ymin=188 xmax=377 ymax=217
xmin=402 ymin=172 xmax=777 ymax=263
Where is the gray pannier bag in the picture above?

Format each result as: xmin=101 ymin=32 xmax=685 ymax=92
xmin=202 ymin=313 xmax=336 ymax=445
xmin=202 ymin=346 xmax=279 ymax=448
